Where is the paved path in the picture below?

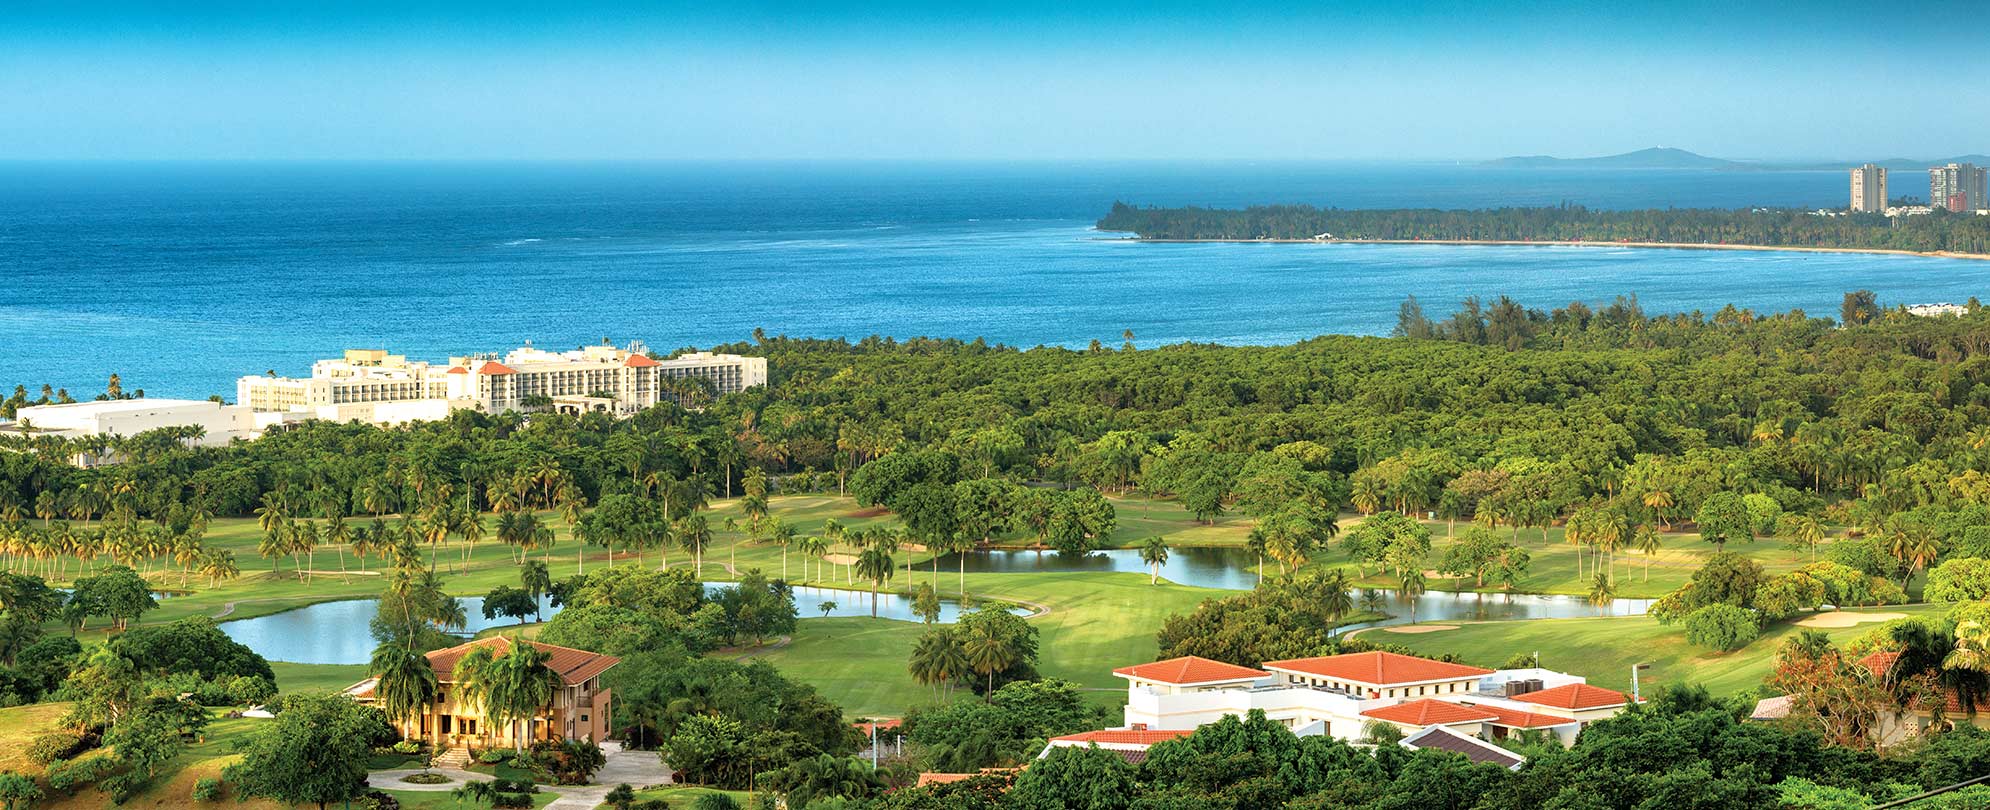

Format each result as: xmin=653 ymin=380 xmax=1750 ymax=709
xmin=368 ymin=743 xmax=672 ymax=810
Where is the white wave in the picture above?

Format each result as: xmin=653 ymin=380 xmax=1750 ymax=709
xmin=500 ymin=238 xmax=543 ymax=246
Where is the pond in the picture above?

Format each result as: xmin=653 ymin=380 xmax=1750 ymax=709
xmin=220 ymin=583 xmax=1017 ymax=665
xmin=937 ymin=547 xmax=1652 ymax=628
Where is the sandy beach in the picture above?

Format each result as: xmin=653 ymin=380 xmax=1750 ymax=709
xmin=1117 ymin=237 xmax=1990 ymax=263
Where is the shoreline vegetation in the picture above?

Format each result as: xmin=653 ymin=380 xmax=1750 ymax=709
xmin=1095 ymin=200 xmax=1990 ymax=257
xmin=1103 ymin=235 xmax=1990 ymax=263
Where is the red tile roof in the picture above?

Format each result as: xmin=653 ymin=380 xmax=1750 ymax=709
xmin=1112 ymin=656 xmax=1268 ymax=685
xmin=1049 ymin=729 xmax=1195 ymax=746
xmin=1513 ymin=683 xmax=1629 ymax=710
xmin=1462 ymin=703 xmax=1579 ymax=728
xmin=426 ymin=636 xmax=619 ymax=686
xmin=1360 ymin=699 xmax=1500 ymax=726
xmin=1262 ymin=651 xmax=1493 ymax=686
xmin=1858 ymin=651 xmax=1902 ymax=677
xmin=623 ymin=354 xmax=661 ymax=368
xmin=476 ymin=361 xmax=519 ymax=375
xmin=1859 ymin=651 xmax=1967 ymax=712
xmin=445 ymin=366 xmax=469 ymax=375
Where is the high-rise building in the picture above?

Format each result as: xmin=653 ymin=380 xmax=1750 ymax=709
xmin=1850 ymin=164 xmax=1887 ymax=213
xmin=1929 ymin=163 xmax=1988 ymax=212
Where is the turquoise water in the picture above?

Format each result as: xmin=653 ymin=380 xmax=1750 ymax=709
xmin=4 ymin=161 xmax=1982 ymax=399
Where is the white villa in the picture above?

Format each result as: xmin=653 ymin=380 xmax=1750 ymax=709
xmin=238 ymin=344 xmax=767 ymax=424
xmin=1081 ymin=651 xmax=1635 ymax=764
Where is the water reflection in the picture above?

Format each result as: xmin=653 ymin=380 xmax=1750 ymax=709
xmin=940 ymin=547 xmax=1651 ymax=628
xmin=220 ymin=583 xmax=1013 ymax=665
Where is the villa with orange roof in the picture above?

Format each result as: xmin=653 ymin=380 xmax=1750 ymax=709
xmin=1110 ymin=651 xmax=1631 ymax=749
xmin=343 ymin=636 xmax=618 ymax=754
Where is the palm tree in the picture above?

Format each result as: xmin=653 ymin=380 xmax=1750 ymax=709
xmin=455 ymin=640 xmax=564 ymax=752
xmin=1137 ymin=536 xmax=1170 ymax=585
xmin=818 ymin=600 xmax=837 ymax=618
xmin=799 ymin=535 xmax=829 ymax=582
xmin=1945 ymin=621 xmax=1990 ymax=674
xmin=676 ymin=514 xmax=712 ymax=575
xmin=1587 ymin=572 xmax=1615 ymax=606
xmin=908 ymin=628 xmax=957 ymax=699
xmin=769 ymin=518 xmax=797 ymax=581
xmin=325 ymin=514 xmax=352 ymax=582
xmin=1397 ymin=568 xmax=1426 ymax=625
xmin=521 ymin=560 xmax=551 ymax=622
xmin=1788 ymin=515 xmax=1825 ymax=563
xmin=1322 ymin=569 xmax=1355 ymax=635
xmin=293 ymin=520 xmax=320 ymax=585
xmin=855 ymin=547 xmax=894 ymax=617
xmin=962 ymin=622 xmax=1017 ymax=701
xmin=1642 ymin=490 xmax=1675 ymax=530
xmin=1632 ymin=523 xmax=1663 ymax=583
xmin=1887 ymin=527 xmax=1940 ymax=589
xmin=370 ymin=640 xmax=440 ymax=745
xmin=199 ymin=549 xmax=240 ymax=588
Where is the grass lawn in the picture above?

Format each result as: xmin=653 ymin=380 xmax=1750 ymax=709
xmin=1373 ymin=603 xmax=1950 ymax=697
xmin=632 ymin=785 xmax=756 ymax=808
xmin=382 ymin=788 xmax=560 ymax=809
xmin=0 ymin=703 xmax=300 ymax=810
xmin=269 ymin=661 xmax=369 ymax=694
xmin=744 ymin=571 xmax=1382 ymax=718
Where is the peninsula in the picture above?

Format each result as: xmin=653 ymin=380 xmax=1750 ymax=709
xmin=1096 ymin=202 xmax=1990 ymax=259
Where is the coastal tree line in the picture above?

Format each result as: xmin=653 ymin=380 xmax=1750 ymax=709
xmin=1096 ymin=200 xmax=1990 ymax=254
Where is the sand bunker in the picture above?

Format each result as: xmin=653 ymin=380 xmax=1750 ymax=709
xmin=1382 ymin=624 xmax=1459 ymax=634
xmin=1797 ymin=611 xmax=1907 ymax=628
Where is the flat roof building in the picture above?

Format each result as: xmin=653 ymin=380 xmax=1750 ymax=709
xmin=1 ymin=398 xmax=257 ymax=464
xmin=1930 ymin=163 xmax=1987 ymax=212
xmin=239 ymin=343 xmax=767 ymax=423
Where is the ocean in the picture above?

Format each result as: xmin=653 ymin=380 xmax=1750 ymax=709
xmin=2 ymin=160 xmax=1985 ymax=400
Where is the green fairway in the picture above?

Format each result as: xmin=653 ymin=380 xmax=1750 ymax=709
xmin=1369 ymin=603 xmax=1948 ymax=697
xmin=743 ymin=570 xmax=1378 ymax=718
xmin=15 ymin=492 xmax=1888 ymax=723
xmin=269 ymin=661 xmax=369 ymax=694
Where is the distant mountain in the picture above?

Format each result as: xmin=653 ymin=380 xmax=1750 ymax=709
xmin=1481 ymin=147 xmax=1743 ymax=169
xmin=1484 ymin=147 xmax=1990 ymax=172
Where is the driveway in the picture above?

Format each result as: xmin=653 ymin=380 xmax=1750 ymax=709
xmin=369 ymin=743 xmax=673 ymax=810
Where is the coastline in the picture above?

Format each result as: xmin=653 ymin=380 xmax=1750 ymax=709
xmin=1109 ymin=236 xmax=1990 ymax=263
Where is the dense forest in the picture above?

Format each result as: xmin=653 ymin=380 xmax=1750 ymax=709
xmin=10 ymin=296 xmax=1990 ymax=580
xmin=1096 ymin=202 xmax=1990 ymax=254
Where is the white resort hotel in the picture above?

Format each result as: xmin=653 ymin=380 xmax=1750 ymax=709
xmin=1037 ymin=651 xmax=1637 ymax=771
xmin=238 ymin=343 xmax=767 ymax=424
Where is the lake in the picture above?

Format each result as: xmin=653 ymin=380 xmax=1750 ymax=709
xmin=941 ymin=547 xmax=1652 ymax=629
xmin=5 ymin=161 xmax=1985 ymax=398
xmin=219 ymin=582 xmax=1022 ymax=665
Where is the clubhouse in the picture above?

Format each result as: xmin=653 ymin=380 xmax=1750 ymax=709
xmin=343 ymin=637 xmax=618 ymax=753
xmin=1063 ymin=651 xmax=1635 ymax=767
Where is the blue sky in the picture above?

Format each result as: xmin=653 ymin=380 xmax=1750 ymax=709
xmin=3 ymin=1 xmax=1985 ymax=160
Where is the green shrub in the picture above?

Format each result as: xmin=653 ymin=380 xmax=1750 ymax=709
xmin=45 ymin=753 xmax=125 ymax=794
xmin=492 ymin=791 xmax=533 ymax=809
xmin=400 ymin=772 xmax=450 ymax=785
xmin=0 ymin=773 xmax=45 ymax=810
xmin=694 ymin=793 xmax=742 ymax=810
xmin=478 ymin=750 xmax=506 ymax=764
xmin=26 ymin=729 xmax=98 ymax=765
xmin=392 ymin=740 xmax=425 ymax=755
xmin=1684 ymin=603 xmax=1760 ymax=652
xmin=192 ymin=777 xmax=224 ymax=802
